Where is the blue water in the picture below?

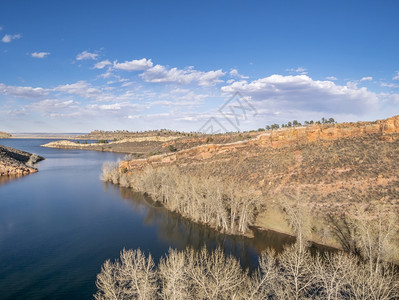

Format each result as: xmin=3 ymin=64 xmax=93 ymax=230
xmin=0 ymin=139 xmax=293 ymax=299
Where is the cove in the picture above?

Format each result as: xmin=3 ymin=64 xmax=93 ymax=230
xmin=0 ymin=139 xmax=293 ymax=300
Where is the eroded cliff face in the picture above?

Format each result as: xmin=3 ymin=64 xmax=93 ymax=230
xmin=121 ymin=116 xmax=399 ymax=171
xmin=0 ymin=146 xmax=44 ymax=176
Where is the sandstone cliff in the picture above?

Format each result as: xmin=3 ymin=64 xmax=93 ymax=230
xmin=0 ymin=145 xmax=44 ymax=176
xmin=121 ymin=115 xmax=399 ymax=171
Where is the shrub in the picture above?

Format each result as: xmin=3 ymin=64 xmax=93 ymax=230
xmin=168 ymin=145 xmax=177 ymax=152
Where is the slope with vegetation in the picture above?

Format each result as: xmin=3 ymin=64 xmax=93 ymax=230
xmin=101 ymin=116 xmax=399 ymax=249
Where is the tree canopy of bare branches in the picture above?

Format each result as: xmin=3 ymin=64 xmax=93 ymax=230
xmin=95 ymin=243 xmax=399 ymax=300
xmin=102 ymin=164 xmax=262 ymax=235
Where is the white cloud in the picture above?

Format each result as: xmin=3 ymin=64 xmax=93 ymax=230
xmin=100 ymin=67 xmax=113 ymax=79
xmin=393 ymin=71 xmax=399 ymax=81
xmin=230 ymin=69 xmax=249 ymax=79
xmin=326 ymin=76 xmax=338 ymax=81
xmin=286 ymin=67 xmax=308 ymax=75
xmin=141 ymin=64 xmax=225 ymax=86
xmin=381 ymin=82 xmax=399 ymax=88
xmin=121 ymin=81 xmax=133 ymax=87
xmin=360 ymin=76 xmax=373 ymax=82
xmin=221 ymin=74 xmax=379 ymax=114
xmin=54 ymin=81 xmax=101 ymax=98
xmin=88 ymin=102 xmax=142 ymax=112
xmin=346 ymin=81 xmax=358 ymax=89
xmin=0 ymin=83 xmax=49 ymax=98
xmin=76 ymin=51 xmax=98 ymax=61
xmin=94 ymin=60 xmax=111 ymax=69
xmin=31 ymin=52 xmax=50 ymax=58
xmin=170 ymin=88 xmax=190 ymax=94
xmin=155 ymin=90 xmax=208 ymax=107
xmin=113 ymin=58 xmax=153 ymax=71
xmin=97 ymin=103 xmax=122 ymax=110
xmin=27 ymin=99 xmax=78 ymax=112
xmin=2 ymin=33 xmax=21 ymax=43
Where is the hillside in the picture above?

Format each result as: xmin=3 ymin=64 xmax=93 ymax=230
xmin=104 ymin=115 xmax=399 ymax=248
xmin=0 ymin=131 xmax=12 ymax=138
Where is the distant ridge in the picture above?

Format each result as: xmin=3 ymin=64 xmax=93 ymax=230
xmin=0 ymin=131 xmax=12 ymax=138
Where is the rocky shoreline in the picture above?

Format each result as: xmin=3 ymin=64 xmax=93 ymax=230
xmin=0 ymin=145 xmax=44 ymax=176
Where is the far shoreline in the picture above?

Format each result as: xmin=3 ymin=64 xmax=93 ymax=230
xmin=7 ymin=133 xmax=90 ymax=140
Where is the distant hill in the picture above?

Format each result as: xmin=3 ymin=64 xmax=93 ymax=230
xmin=0 ymin=131 xmax=12 ymax=138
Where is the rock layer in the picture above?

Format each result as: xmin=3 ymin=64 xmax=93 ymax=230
xmin=122 ymin=116 xmax=399 ymax=171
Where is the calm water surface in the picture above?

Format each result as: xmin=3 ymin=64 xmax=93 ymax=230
xmin=0 ymin=139 xmax=293 ymax=299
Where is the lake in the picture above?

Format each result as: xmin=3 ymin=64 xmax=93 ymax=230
xmin=0 ymin=139 xmax=294 ymax=299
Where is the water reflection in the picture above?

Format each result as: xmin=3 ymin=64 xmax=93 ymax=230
xmin=0 ymin=174 xmax=24 ymax=186
xmin=105 ymin=182 xmax=296 ymax=269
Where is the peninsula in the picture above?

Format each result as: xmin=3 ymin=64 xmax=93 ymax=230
xmin=0 ymin=145 xmax=44 ymax=176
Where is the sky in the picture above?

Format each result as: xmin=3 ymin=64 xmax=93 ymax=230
xmin=0 ymin=0 xmax=398 ymax=133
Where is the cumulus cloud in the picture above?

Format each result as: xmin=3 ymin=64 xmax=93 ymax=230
xmin=230 ymin=69 xmax=249 ymax=79
xmin=393 ymin=72 xmax=399 ymax=81
xmin=0 ymin=83 xmax=49 ymax=98
xmin=31 ymin=52 xmax=50 ymax=58
xmin=221 ymin=74 xmax=379 ymax=114
xmin=2 ymin=33 xmax=21 ymax=43
xmin=76 ymin=51 xmax=98 ymax=61
xmin=360 ymin=76 xmax=373 ymax=82
xmin=113 ymin=58 xmax=153 ymax=71
xmin=94 ymin=60 xmax=111 ymax=69
xmin=141 ymin=65 xmax=225 ymax=86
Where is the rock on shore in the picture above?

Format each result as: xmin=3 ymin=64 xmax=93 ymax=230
xmin=0 ymin=145 xmax=44 ymax=176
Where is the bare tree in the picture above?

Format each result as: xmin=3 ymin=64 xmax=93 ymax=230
xmin=101 ymin=161 xmax=120 ymax=184
xmin=345 ymin=258 xmax=399 ymax=300
xmin=246 ymin=249 xmax=278 ymax=300
xmin=158 ymin=248 xmax=192 ymax=300
xmin=186 ymin=247 xmax=247 ymax=300
xmin=94 ymin=248 xmax=158 ymax=300
xmin=313 ymin=251 xmax=355 ymax=300
xmin=274 ymin=242 xmax=316 ymax=300
xmin=351 ymin=206 xmax=398 ymax=273
xmin=94 ymin=260 xmax=122 ymax=300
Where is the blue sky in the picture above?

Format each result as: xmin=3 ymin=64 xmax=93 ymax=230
xmin=1 ymin=0 xmax=398 ymax=133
